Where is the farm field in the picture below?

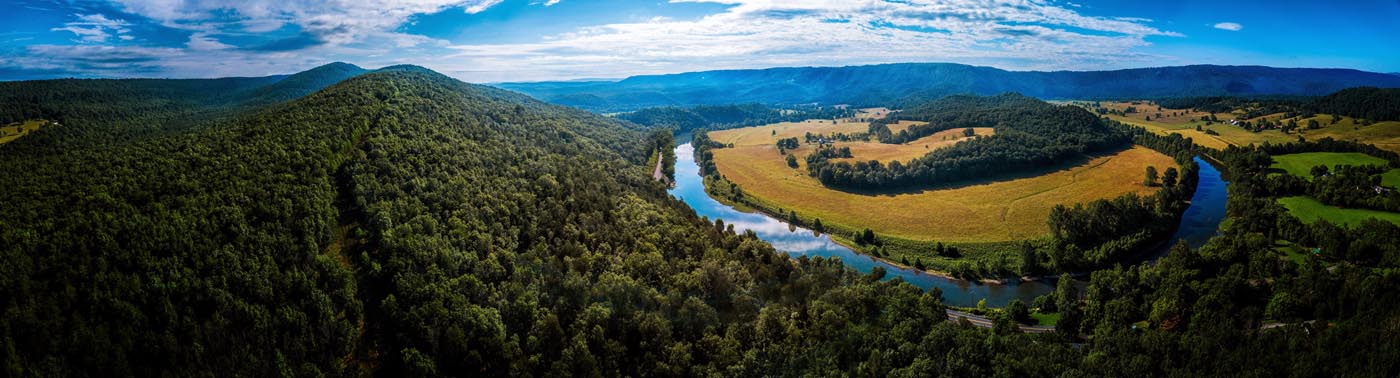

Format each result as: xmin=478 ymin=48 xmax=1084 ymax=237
xmin=1270 ymin=152 xmax=1400 ymax=187
xmin=0 ymin=120 xmax=47 ymax=145
xmin=1087 ymin=100 xmax=1400 ymax=153
xmin=1277 ymin=196 xmax=1400 ymax=227
xmin=708 ymin=123 xmax=1174 ymax=242
xmin=834 ymin=127 xmax=993 ymax=164
xmin=708 ymin=108 xmax=993 ymax=164
xmin=1270 ymin=152 xmax=1391 ymax=178
xmin=709 ymin=118 xmax=868 ymax=146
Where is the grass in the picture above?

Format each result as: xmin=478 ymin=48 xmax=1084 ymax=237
xmin=709 ymin=118 xmax=868 ymax=146
xmin=1270 ymin=152 xmax=1391 ymax=179
xmin=1277 ymin=196 xmax=1400 ymax=227
xmin=1273 ymin=240 xmax=1313 ymax=265
xmin=705 ymin=108 xmax=1174 ymax=276
xmin=711 ymin=143 xmax=1173 ymax=243
xmin=1086 ymin=100 xmax=1400 ymax=154
xmin=0 ymin=120 xmax=47 ymax=145
xmin=1030 ymin=311 xmax=1061 ymax=327
xmin=1384 ymin=170 xmax=1400 ymax=188
xmin=834 ymin=127 xmax=994 ymax=164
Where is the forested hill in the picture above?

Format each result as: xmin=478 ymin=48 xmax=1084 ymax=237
xmin=0 ymin=65 xmax=993 ymax=377
xmin=1310 ymin=87 xmax=1400 ymax=121
xmin=615 ymin=103 xmax=852 ymax=133
xmin=237 ymin=62 xmax=368 ymax=105
xmin=498 ymin=63 xmax=1400 ymax=111
xmin=0 ymin=62 xmax=366 ymax=147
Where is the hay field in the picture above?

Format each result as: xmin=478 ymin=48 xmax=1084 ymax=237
xmin=0 ymin=120 xmax=46 ymax=145
xmin=834 ymin=127 xmax=994 ymax=164
xmin=1089 ymin=100 xmax=1400 ymax=153
xmin=1277 ymin=196 xmax=1400 ymax=227
xmin=710 ymin=142 xmax=1174 ymax=243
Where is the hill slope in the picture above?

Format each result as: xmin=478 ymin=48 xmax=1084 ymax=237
xmin=499 ymin=63 xmax=1400 ymax=111
xmin=0 ymin=66 xmax=980 ymax=377
xmin=0 ymin=62 xmax=368 ymax=148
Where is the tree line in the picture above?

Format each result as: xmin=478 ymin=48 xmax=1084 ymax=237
xmin=807 ymin=93 xmax=1129 ymax=190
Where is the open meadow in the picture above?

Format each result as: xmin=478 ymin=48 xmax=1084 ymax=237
xmin=1088 ymin=101 xmax=1400 ymax=153
xmin=1277 ymin=196 xmax=1400 ymax=227
xmin=707 ymin=114 xmax=1175 ymax=243
xmin=0 ymin=120 xmax=47 ymax=145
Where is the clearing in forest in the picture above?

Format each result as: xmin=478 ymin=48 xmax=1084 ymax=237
xmin=1086 ymin=100 xmax=1400 ymax=153
xmin=0 ymin=120 xmax=48 ymax=145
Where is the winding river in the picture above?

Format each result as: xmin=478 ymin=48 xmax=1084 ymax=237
xmin=667 ymin=144 xmax=1228 ymax=307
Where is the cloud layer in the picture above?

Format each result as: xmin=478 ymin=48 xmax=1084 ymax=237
xmin=1213 ymin=22 xmax=1243 ymax=31
xmin=5 ymin=0 xmax=1189 ymax=82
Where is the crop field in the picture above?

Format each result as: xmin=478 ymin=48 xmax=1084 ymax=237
xmin=1271 ymin=152 xmax=1390 ymax=178
xmin=710 ymin=118 xmax=869 ymax=146
xmin=1088 ymin=100 xmax=1400 ymax=153
xmin=0 ymin=120 xmax=47 ymax=145
xmin=1277 ymin=196 xmax=1400 ymax=227
xmin=710 ymin=141 xmax=1173 ymax=243
xmin=835 ymin=127 xmax=994 ymax=164
xmin=885 ymin=120 xmax=927 ymax=134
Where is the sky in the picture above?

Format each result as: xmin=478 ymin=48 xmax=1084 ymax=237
xmin=2 ymin=0 xmax=1398 ymax=82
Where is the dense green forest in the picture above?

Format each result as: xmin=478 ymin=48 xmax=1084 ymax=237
xmin=615 ymin=103 xmax=853 ymax=133
xmin=3 ymin=66 xmax=1400 ymax=377
xmin=807 ymin=94 xmax=1128 ymax=189
xmin=0 ymin=62 xmax=366 ymax=148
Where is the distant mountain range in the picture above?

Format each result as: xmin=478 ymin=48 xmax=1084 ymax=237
xmin=497 ymin=63 xmax=1400 ymax=111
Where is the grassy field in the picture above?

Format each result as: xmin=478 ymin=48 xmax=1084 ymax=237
xmin=1277 ymin=196 xmax=1400 ymax=227
xmin=710 ymin=118 xmax=868 ymax=146
xmin=1270 ymin=152 xmax=1400 ymax=187
xmin=835 ymin=127 xmax=994 ymax=164
xmin=710 ymin=139 xmax=1173 ymax=243
xmin=1271 ymin=152 xmax=1391 ymax=178
xmin=705 ymin=110 xmax=1176 ymax=276
xmin=1086 ymin=100 xmax=1400 ymax=153
xmin=0 ymin=120 xmax=47 ymax=145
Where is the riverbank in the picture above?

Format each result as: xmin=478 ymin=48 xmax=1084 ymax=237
xmin=699 ymin=171 xmax=1029 ymax=282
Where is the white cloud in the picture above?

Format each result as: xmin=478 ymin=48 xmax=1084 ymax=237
xmin=108 ymin=0 xmax=504 ymax=47
xmin=17 ymin=0 xmax=1190 ymax=82
xmin=1213 ymin=22 xmax=1242 ymax=31
xmin=51 ymin=14 xmax=132 ymax=43
xmin=433 ymin=0 xmax=1185 ymax=81
xmin=187 ymin=33 xmax=233 ymax=50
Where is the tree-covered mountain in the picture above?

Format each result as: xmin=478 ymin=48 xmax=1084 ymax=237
xmin=615 ymin=103 xmax=852 ymax=133
xmin=499 ymin=63 xmax=1400 ymax=111
xmin=0 ymin=62 xmax=367 ymax=147
xmin=237 ymin=62 xmax=368 ymax=105
xmin=1309 ymin=87 xmax=1400 ymax=121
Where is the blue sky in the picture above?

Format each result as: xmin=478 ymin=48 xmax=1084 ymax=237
xmin=2 ymin=0 xmax=1397 ymax=82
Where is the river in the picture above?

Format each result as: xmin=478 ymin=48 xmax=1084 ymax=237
xmin=667 ymin=144 xmax=1228 ymax=307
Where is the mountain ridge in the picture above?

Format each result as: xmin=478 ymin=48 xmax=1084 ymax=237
xmin=498 ymin=62 xmax=1400 ymax=111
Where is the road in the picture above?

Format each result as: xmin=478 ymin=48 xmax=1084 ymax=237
xmin=946 ymin=309 xmax=1057 ymax=333
xmin=652 ymin=150 xmax=671 ymax=185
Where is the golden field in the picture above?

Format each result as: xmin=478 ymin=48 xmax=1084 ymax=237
xmin=1086 ymin=101 xmax=1400 ymax=153
xmin=708 ymin=116 xmax=1175 ymax=243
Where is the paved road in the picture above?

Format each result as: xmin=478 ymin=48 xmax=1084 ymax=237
xmin=946 ymin=309 xmax=1056 ymax=333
